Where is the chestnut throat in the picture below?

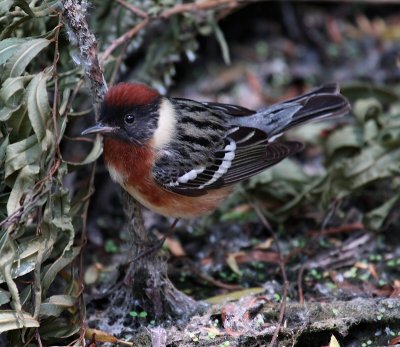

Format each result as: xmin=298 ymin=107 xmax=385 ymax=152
xmin=103 ymin=137 xmax=154 ymax=184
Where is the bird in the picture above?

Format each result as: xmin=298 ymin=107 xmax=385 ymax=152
xmin=82 ymin=82 xmax=350 ymax=219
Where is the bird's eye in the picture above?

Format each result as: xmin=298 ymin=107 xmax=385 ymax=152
xmin=124 ymin=114 xmax=135 ymax=125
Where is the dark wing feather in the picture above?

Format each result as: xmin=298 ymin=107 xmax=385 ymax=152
xmin=172 ymin=98 xmax=256 ymax=117
xmin=155 ymin=127 xmax=302 ymax=196
xmin=199 ymin=101 xmax=256 ymax=116
xmin=221 ymin=141 xmax=303 ymax=185
xmin=153 ymin=83 xmax=349 ymax=197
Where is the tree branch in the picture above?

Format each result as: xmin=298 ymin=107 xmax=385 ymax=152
xmin=61 ymin=0 xmax=107 ymax=118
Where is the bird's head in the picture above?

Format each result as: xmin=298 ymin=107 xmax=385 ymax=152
xmin=82 ymin=83 xmax=161 ymax=145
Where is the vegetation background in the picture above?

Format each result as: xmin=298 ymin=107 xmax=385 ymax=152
xmin=0 ymin=1 xmax=400 ymax=346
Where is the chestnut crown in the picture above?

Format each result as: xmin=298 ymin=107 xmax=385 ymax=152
xmin=82 ymin=83 xmax=161 ymax=144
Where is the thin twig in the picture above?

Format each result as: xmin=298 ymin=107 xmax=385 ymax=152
xmin=109 ymin=40 xmax=129 ymax=87
xmin=297 ymin=263 xmax=306 ymax=305
xmin=128 ymin=218 xmax=179 ymax=263
xmin=161 ymin=0 xmax=239 ymax=18
xmin=252 ymin=202 xmax=288 ymax=347
xmin=101 ymin=18 xmax=149 ymax=63
xmin=63 ymin=135 xmax=95 ymax=143
xmin=308 ymin=222 xmax=364 ymax=237
xmin=189 ymin=263 xmax=243 ymax=290
xmin=114 ymin=0 xmax=148 ymax=18
xmin=77 ymin=161 xmax=97 ymax=340
xmin=51 ymin=16 xmax=62 ymax=158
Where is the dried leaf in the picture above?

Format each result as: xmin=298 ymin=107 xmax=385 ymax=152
xmin=226 ymin=252 xmax=243 ymax=276
xmin=165 ymin=237 xmax=186 ymax=257
xmin=85 ymin=328 xmax=133 ymax=346
xmin=206 ymin=287 xmax=265 ymax=304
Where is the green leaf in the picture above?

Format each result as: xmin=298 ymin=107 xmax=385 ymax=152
xmin=213 ymin=22 xmax=230 ymax=65
xmin=5 ymin=134 xmax=40 ymax=179
xmin=7 ymin=105 xmax=31 ymax=140
xmin=364 ymin=193 xmax=400 ymax=230
xmin=41 ymin=247 xmax=81 ymax=296
xmin=353 ymin=98 xmax=382 ymax=124
xmin=13 ymin=0 xmax=35 ymax=17
xmin=0 ymin=76 xmax=30 ymax=104
xmin=45 ymin=186 xmax=73 ymax=232
xmin=66 ymin=134 xmax=103 ymax=166
xmin=363 ymin=119 xmax=379 ymax=144
xmin=347 ymin=147 xmax=400 ymax=188
xmin=0 ymin=135 xmax=9 ymax=165
xmin=39 ymin=318 xmax=80 ymax=339
xmin=5 ymin=38 xmax=51 ymax=77
xmin=0 ymin=38 xmax=27 ymax=66
xmin=247 ymin=159 xmax=309 ymax=189
xmin=0 ymin=288 xmax=11 ymax=305
xmin=0 ymin=0 xmax=13 ymax=14
xmin=0 ymin=16 xmax=31 ymax=40
xmin=0 ymin=104 xmax=23 ymax=122
xmin=0 ymin=310 xmax=39 ymax=333
xmin=6 ymin=164 xmax=39 ymax=215
xmin=40 ymin=295 xmax=76 ymax=318
xmin=26 ymin=70 xmax=51 ymax=146
xmin=0 ymin=234 xmax=55 ymax=283
xmin=379 ymin=113 xmax=400 ymax=147
xmin=342 ymin=83 xmax=399 ymax=104
xmin=325 ymin=125 xmax=363 ymax=157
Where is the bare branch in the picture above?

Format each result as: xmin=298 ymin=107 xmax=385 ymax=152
xmin=101 ymin=18 xmax=149 ymax=64
xmin=61 ymin=0 xmax=107 ymax=118
xmin=114 ymin=0 xmax=148 ymax=19
xmin=161 ymin=0 xmax=240 ymax=18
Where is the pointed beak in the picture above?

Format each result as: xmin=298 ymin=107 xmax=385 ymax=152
xmin=81 ymin=123 xmax=116 ymax=135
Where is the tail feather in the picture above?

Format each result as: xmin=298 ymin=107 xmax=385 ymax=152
xmin=284 ymin=93 xmax=350 ymax=130
xmin=234 ymin=83 xmax=351 ymax=138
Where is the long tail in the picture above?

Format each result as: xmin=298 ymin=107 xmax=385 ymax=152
xmin=237 ymin=83 xmax=351 ymax=138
